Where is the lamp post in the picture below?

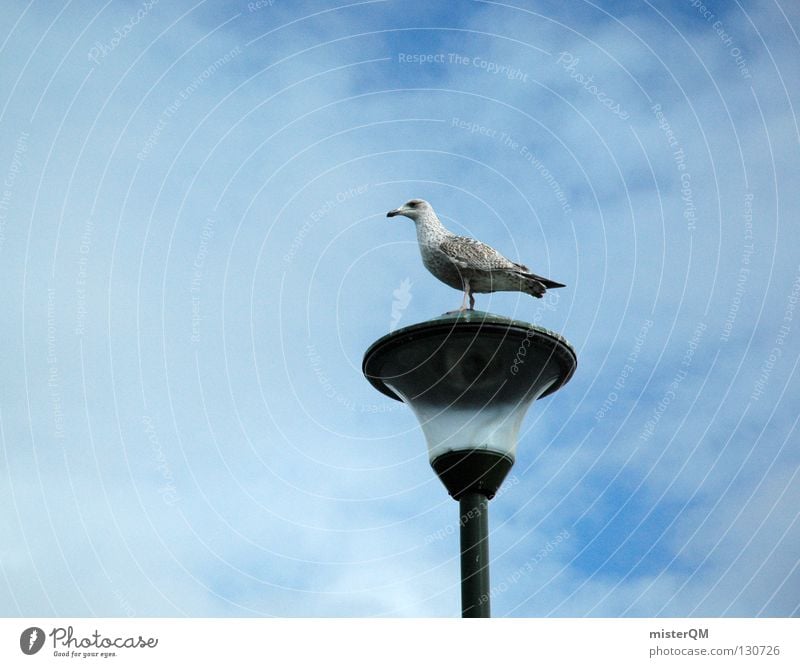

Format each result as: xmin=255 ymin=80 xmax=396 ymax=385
xmin=362 ymin=310 xmax=577 ymax=617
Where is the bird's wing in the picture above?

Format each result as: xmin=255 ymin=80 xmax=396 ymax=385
xmin=439 ymin=235 xmax=523 ymax=272
xmin=440 ymin=236 xmax=565 ymax=288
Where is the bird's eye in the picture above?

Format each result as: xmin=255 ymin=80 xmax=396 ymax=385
xmin=408 ymin=202 xmax=417 ymax=208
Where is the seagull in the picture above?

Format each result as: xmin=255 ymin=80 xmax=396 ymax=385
xmin=386 ymin=199 xmax=565 ymax=311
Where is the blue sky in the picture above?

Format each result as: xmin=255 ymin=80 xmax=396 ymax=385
xmin=0 ymin=0 xmax=798 ymax=617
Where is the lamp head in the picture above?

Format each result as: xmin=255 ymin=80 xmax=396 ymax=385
xmin=363 ymin=311 xmax=577 ymax=498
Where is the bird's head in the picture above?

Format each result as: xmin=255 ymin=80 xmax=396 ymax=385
xmin=386 ymin=199 xmax=433 ymax=222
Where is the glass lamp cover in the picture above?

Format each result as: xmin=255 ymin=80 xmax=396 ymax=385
xmin=364 ymin=313 xmax=575 ymax=463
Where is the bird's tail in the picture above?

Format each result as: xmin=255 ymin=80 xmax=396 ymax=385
xmin=519 ymin=272 xmax=565 ymax=298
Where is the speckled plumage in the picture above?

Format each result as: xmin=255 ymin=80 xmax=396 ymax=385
xmin=386 ymin=199 xmax=565 ymax=311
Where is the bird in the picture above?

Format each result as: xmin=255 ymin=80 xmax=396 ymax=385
xmin=386 ymin=199 xmax=565 ymax=311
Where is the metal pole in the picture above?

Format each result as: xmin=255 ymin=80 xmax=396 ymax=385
xmin=459 ymin=492 xmax=490 ymax=617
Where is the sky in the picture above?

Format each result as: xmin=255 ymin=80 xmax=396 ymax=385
xmin=0 ymin=0 xmax=798 ymax=618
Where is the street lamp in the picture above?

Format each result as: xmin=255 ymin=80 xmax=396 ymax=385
xmin=362 ymin=310 xmax=577 ymax=617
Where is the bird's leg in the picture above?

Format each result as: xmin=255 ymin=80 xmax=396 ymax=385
xmin=446 ymin=280 xmax=472 ymax=314
xmin=459 ymin=279 xmax=472 ymax=312
xmin=446 ymin=284 xmax=470 ymax=314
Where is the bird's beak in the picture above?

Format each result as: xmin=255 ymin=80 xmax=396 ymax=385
xmin=386 ymin=208 xmax=401 ymax=218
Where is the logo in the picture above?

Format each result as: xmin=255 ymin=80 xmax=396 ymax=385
xmin=389 ymin=277 xmax=412 ymax=331
xmin=20 ymin=627 xmax=45 ymax=655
